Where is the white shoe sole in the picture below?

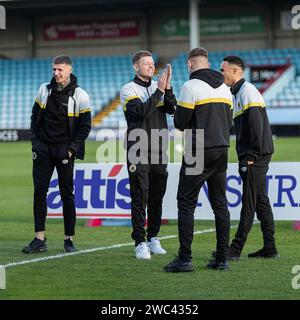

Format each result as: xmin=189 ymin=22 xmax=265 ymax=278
xmin=149 ymin=250 xmax=167 ymax=255
xmin=136 ymin=255 xmax=151 ymax=260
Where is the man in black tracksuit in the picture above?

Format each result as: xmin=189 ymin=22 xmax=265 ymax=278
xmin=120 ymin=50 xmax=176 ymax=260
xmin=164 ymin=48 xmax=233 ymax=272
xmin=220 ymin=55 xmax=278 ymax=259
xmin=23 ymin=55 xmax=91 ymax=254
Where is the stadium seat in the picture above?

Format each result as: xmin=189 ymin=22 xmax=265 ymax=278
xmin=1 ymin=49 xmax=300 ymax=129
xmin=0 ymin=55 xmax=134 ymax=128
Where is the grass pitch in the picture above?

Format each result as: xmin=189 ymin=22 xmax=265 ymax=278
xmin=0 ymin=137 xmax=300 ymax=300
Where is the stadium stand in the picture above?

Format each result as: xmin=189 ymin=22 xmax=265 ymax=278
xmin=270 ymin=75 xmax=300 ymax=107
xmin=0 ymin=49 xmax=300 ymax=129
xmin=98 ymin=48 xmax=300 ymax=127
xmin=0 ymin=55 xmax=134 ymax=129
xmin=170 ymin=48 xmax=300 ymax=97
xmin=99 ymin=48 xmax=300 ymax=129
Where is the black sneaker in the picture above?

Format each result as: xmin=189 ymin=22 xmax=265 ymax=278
xmin=64 ymin=239 xmax=77 ymax=253
xmin=228 ymin=250 xmax=240 ymax=261
xmin=207 ymin=259 xmax=230 ymax=271
xmin=211 ymin=250 xmax=240 ymax=261
xmin=163 ymin=256 xmax=194 ymax=273
xmin=22 ymin=237 xmax=47 ymax=254
xmin=248 ymin=248 xmax=279 ymax=258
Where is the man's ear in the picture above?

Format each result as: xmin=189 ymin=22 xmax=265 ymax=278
xmin=133 ymin=63 xmax=138 ymax=72
xmin=66 ymin=64 xmax=72 ymax=74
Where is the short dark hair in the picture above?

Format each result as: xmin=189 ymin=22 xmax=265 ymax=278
xmin=132 ymin=50 xmax=152 ymax=65
xmin=52 ymin=55 xmax=72 ymax=66
xmin=223 ymin=56 xmax=245 ymax=70
xmin=187 ymin=47 xmax=208 ymax=60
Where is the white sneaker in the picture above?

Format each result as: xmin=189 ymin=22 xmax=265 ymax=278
xmin=147 ymin=237 xmax=167 ymax=255
xmin=134 ymin=242 xmax=151 ymax=260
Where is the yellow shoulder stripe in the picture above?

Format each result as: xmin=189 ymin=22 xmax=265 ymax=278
xmin=243 ymin=102 xmax=265 ymax=110
xmin=234 ymin=102 xmax=266 ymax=118
xmin=177 ymin=101 xmax=195 ymax=109
xmin=195 ymin=98 xmax=233 ymax=108
xmin=79 ymin=108 xmax=91 ymax=113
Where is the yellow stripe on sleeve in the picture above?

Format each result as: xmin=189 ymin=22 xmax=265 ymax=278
xmin=122 ymin=95 xmax=140 ymax=112
xmin=35 ymin=99 xmax=46 ymax=109
xmin=124 ymin=96 xmax=140 ymax=106
xmin=68 ymin=113 xmax=79 ymax=117
xmin=233 ymin=109 xmax=244 ymax=118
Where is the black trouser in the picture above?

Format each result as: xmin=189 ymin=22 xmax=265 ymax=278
xmin=32 ymin=140 xmax=76 ymax=236
xmin=177 ymin=149 xmax=230 ymax=262
xmin=230 ymin=155 xmax=276 ymax=254
xmin=127 ymin=163 xmax=168 ymax=246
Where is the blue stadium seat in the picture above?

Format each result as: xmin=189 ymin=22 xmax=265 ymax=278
xmin=0 ymin=55 xmax=134 ymax=128
xmin=169 ymin=48 xmax=300 ymax=110
xmin=1 ymin=49 xmax=300 ymax=129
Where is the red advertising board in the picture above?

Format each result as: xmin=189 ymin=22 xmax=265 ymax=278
xmin=44 ymin=19 xmax=139 ymax=40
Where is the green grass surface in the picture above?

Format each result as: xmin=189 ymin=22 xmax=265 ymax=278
xmin=84 ymin=137 xmax=300 ymax=163
xmin=0 ymin=138 xmax=300 ymax=300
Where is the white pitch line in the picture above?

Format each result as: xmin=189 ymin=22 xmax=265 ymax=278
xmin=3 ymin=224 xmax=241 ymax=269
